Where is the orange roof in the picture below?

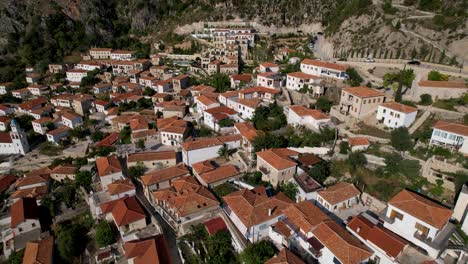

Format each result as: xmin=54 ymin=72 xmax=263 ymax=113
xmin=388 ymin=189 xmax=452 ymax=229
xmin=199 ymin=164 xmax=239 ymax=184
xmin=130 ymin=118 xmax=149 ymax=131
xmin=101 ymin=196 xmax=145 ymax=226
xmin=239 ymin=86 xmax=281 ymax=95
xmin=192 ymin=160 xmax=216 ymax=175
xmin=256 ymin=148 xmax=298 ymax=170
xmin=301 ymin=59 xmax=348 ymax=72
xmin=234 ymin=122 xmax=263 ymax=142
xmin=313 ymin=221 xmax=372 ymax=264
xmin=223 ymin=186 xmax=293 ymax=227
xmin=23 ymin=236 xmax=54 ymax=264
xmin=96 ymin=155 xmax=122 ymax=177
xmin=343 ymin=86 xmax=384 ymax=98
xmin=95 ymin=132 xmax=120 ymax=147
xmin=11 ymin=186 xmax=48 ymax=200
xmin=317 ymin=182 xmax=361 ymax=206
xmin=152 ymin=176 xmax=218 ymax=217
xmin=141 ymin=164 xmax=189 ymax=186
xmin=287 ymin=71 xmax=320 ymax=79
xmin=433 ymin=120 xmax=468 ymax=137
xmin=282 ymin=201 xmax=330 ymax=233
xmin=51 ymin=164 xmax=77 ymax=175
xmin=204 ymin=105 xmax=237 ymax=117
xmin=230 ymin=74 xmax=252 ymax=82
xmin=59 ymin=111 xmax=80 ymax=121
xmin=238 ymin=98 xmax=262 ymax=109
xmin=107 ymin=178 xmax=135 ymax=196
xmin=265 ymin=248 xmax=305 ymax=264
xmin=191 ymin=85 xmax=216 ymax=93
xmin=204 ymin=217 xmax=227 ymax=235
xmin=418 ymin=80 xmax=467 ymax=89
xmin=289 ymin=105 xmax=330 ymax=120
xmin=128 ymin=151 xmax=176 ymax=163
xmin=347 ymin=137 xmax=370 ymax=147
xmin=10 ymin=197 xmax=38 ymax=227
xmin=260 ymin=62 xmax=279 ymax=68
xmin=124 ymin=235 xmax=171 ymax=264
xmin=380 ymin=102 xmax=417 ymax=114
xmin=347 ymin=215 xmax=407 ymax=258
xmin=0 ymin=132 xmax=12 ymax=143
xmin=196 ymin=95 xmax=218 ymax=106
xmin=182 ymin=137 xmax=223 ymax=151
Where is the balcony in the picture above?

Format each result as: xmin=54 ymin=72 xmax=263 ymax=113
xmin=413 ymin=222 xmax=456 ymax=250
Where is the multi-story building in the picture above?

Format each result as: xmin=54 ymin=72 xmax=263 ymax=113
xmin=376 ymin=102 xmax=418 ymax=128
xmin=181 ymin=135 xmax=241 ymax=166
xmin=0 ymin=120 xmax=30 ymax=155
xmin=381 ymin=189 xmax=453 ymax=258
xmin=256 ymin=148 xmax=298 ymax=187
xmin=339 ymin=86 xmax=385 ymax=119
xmin=316 ymin=182 xmax=361 ymax=213
xmin=66 ymin=69 xmax=88 ymax=83
xmin=429 ymin=120 xmax=468 ymax=155
xmin=287 ymin=105 xmax=330 ymax=131
xmin=89 ymin=48 xmax=112 ymax=59
xmin=286 ymin=72 xmax=323 ymax=97
xmin=300 ymin=59 xmax=348 ymax=80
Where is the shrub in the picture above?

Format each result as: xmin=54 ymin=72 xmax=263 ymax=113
xmin=419 ymin=94 xmax=433 ymax=105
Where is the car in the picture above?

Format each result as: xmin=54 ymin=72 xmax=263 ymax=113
xmin=364 ymin=58 xmax=375 ymax=62
xmin=407 ymin=60 xmax=421 ymax=65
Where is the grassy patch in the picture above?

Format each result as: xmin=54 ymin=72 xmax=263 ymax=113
xmin=212 ymin=182 xmax=238 ymax=203
xmin=356 ymin=123 xmax=391 ymax=139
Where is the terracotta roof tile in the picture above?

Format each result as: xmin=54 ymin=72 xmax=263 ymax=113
xmin=342 ymin=86 xmax=384 ymax=98
xmin=380 ymin=102 xmax=417 ymax=114
xmin=124 ymin=235 xmax=172 ymax=264
xmin=141 ymin=164 xmax=189 ymax=186
xmin=223 ymin=186 xmax=293 ymax=227
xmin=388 ymin=189 xmax=452 ymax=229
xmin=287 ymin=71 xmax=320 ymax=79
xmin=418 ymin=80 xmax=467 ymax=89
xmin=347 ymin=137 xmax=370 ymax=147
xmin=265 ymin=248 xmax=305 ymax=264
xmin=433 ymin=120 xmax=468 ymax=137
xmin=282 ymin=201 xmax=330 ymax=233
xmin=96 ymin=155 xmax=122 ymax=177
xmin=128 ymin=151 xmax=176 ymax=163
xmin=23 ymin=236 xmax=54 ymax=264
xmin=234 ymin=122 xmax=263 ymax=142
xmin=204 ymin=217 xmax=227 ymax=235
xmin=289 ymin=105 xmax=330 ymax=120
xmin=317 ymin=182 xmax=360 ymax=206
xmin=301 ymin=59 xmax=348 ymax=72
xmin=107 ymin=179 xmax=136 ymax=196
xmin=101 ymin=196 xmax=145 ymax=226
xmin=10 ymin=197 xmax=39 ymax=227
xmin=313 ymin=220 xmax=372 ymax=264
xmin=256 ymin=148 xmax=298 ymax=170
xmin=199 ymin=164 xmax=239 ymax=184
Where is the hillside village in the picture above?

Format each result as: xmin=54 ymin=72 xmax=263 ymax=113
xmin=0 ymin=21 xmax=466 ymax=264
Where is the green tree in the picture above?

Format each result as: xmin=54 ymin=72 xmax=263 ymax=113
xmin=252 ymin=133 xmax=287 ymax=152
xmin=419 ymin=94 xmax=433 ymax=105
xmin=128 ymin=162 xmax=146 ymax=178
xmin=120 ymin=126 xmax=131 ymax=144
xmin=95 ymin=221 xmax=116 ymax=248
xmin=347 ymin=151 xmax=367 ymax=170
xmin=252 ymin=103 xmax=286 ymax=131
xmin=314 ymin=96 xmax=333 ymax=112
xmin=391 ymin=127 xmax=413 ymax=152
xmin=137 ymin=139 xmax=146 ymax=150
xmin=308 ymin=161 xmax=330 ymax=183
xmin=427 ymin=70 xmax=448 ymax=81
xmin=206 ymin=230 xmax=237 ymax=264
xmin=218 ymin=145 xmax=236 ymax=159
xmin=90 ymin=131 xmax=105 ymax=142
xmin=75 ymin=171 xmax=92 ymax=190
xmin=339 ymin=141 xmax=350 ymax=154
xmin=277 ymin=181 xmax=298 ymax=200
xmin=8 ymin=249 xmax=24 ymax=264
xmin=218 ymin=118 xmax=235 ymax=127
xmin=464 ymin=114 xmax=468 ymax=125
xmin=345 ymin=68 xmax=363 ymax=87
xmin=207 ymin=73 xmax=231 ymax=93
xmin=57 ymin=224 xmax=88 ymax=262
xmin=143 ymin=87 xmax=156 ymax=96
xmin=240 ymin=240 xmax=277 ymax=264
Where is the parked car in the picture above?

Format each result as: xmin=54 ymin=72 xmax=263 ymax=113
xmin=407 ymin=60 xmax=421 ymax=65
xmin=364 ymin=58 xmax=375 ymax=62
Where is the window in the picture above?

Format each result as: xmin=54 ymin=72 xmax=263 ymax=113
xmin=390 ymin=210 xmax=404 ymax=221
xmin=333 ymin=257 xmax=342 ymax=264
xmin=415 ymin=222 xmax=429 ymax=236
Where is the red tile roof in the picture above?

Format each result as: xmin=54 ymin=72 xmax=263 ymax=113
xmin=287 ymin=71 xmax=320 ymax=80
xmin=0 ymin=175 xmax=16 ymax=193
xmin=141 ymin=164 xmax=189 ymax=186
xmin=347 ymin=215 xmax=407 ymax=259
xmin=301 ymin=59 xmax=348 ymax=72
xmin=199 ymin=164 xmax=239 ymax=185
xmin=152 ymin=176 xmax=218 ymax=217
xmin=343 ymin=86 xmax=384 ymax=98
xmin=388 ymin=189 xmax=452 ymax=229
xmin=380 ymin=102 xmax=417 ymax=114
xmin=107 ymin=179 xmax=136 ymax=196
xmin=289 ymin=105 xmax=330 ymax=120
xmin=204 ymin=217 xmax=227 ymax=235
xmin=282 ymin=201 xmax=330 ymax=233
xmin=347 ymin=137 xmax=370 ymax=147
xmin=124 ymin=235 xmax=172 ymax=264
xmin=418 ymin=80 xmax=467 ymax=89
xmin=317 ymin=182 xmax=361 ymax=206
xmin=23 ymin=236 xmax=54 ymax=264
xmin=128 ymin=151 xmax=176 ymax=163
xmin=313 ymin=220 xmax=372 ymax=264
xmin=96 ymin=155 xmax=122 ymax=177
xmin=256 ymin=148 xmax=298 ymax=170
xmin=10 ymin=197 xmax=39 ymax=227
xmin=234 ymin=122 xmax=263 ymax=142
xmin=433 ymin=120 xmax=468 ymax=137
xmin=223 ymin=186 xmax=293 ymax=227
xmin=101 ymin=196 xmax=145 ymax=226
xmin=265 ymin=248 xmax=305 ymax=264
xmin=95 ymin=132 xmax=120 ymax=147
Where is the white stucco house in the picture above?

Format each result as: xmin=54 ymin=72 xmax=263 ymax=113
xmin=181 ymin=135 xmax=241 ymax=166
xmin=287 ymin=105 xmax=331 ymax=131
xmin=376 ymin=102 xmax=418 ymax=128
xmin=300 ymin=59 xmax=348 ymax=80
xmin=429 ymin=120 xmax=468 ymax=155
